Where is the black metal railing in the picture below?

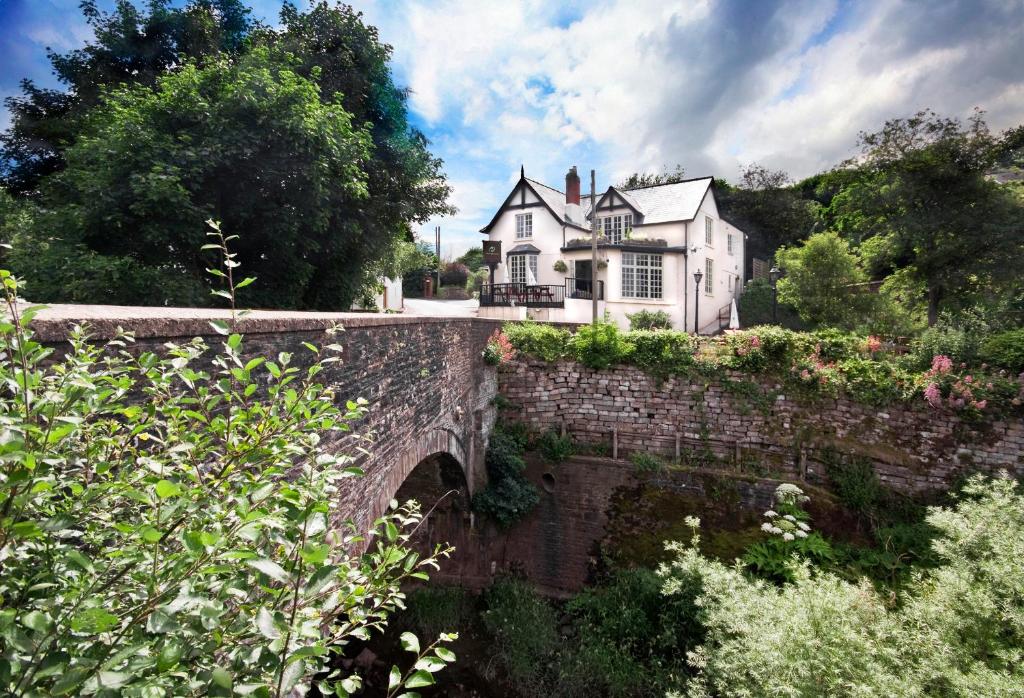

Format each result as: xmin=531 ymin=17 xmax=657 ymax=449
xmin=565 ymin=277 xmax=604 ymax=300
xmin=480 ymin=283 xmax=565 ymax=308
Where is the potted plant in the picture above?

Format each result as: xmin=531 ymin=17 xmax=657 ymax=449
xmin=553 ymin=260 xmax=568 ymax=273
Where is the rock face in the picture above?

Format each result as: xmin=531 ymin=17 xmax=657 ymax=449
xmin=499 ymin=359 xmax=1024 ymax=492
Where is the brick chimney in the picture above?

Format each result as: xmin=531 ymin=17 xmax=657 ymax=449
xmin=565 ymin=166 xmax=581 ymax=205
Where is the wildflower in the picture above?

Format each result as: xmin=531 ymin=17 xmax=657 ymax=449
xmin=964 ymin=375 xmax=973 ymax=384
xmin=750 ymin=335 xmax=761 ymax=349
xmin=796 ymin=521 xmax=810 ymax=532
xmin=782 ymin=532 xmax=795 ymax=542
xmin=684 ymin=515 xmax=701 ymax=529
xmin=866 ymin=336 xmax=882 ymax=353
xmin=930 ymin=355 xmax=954 ymax=374
xmin=795 ymin=530 xmax=808 ymax=538
xmin=800 ymin=369 xmax=811 ymax=380
xmin=974 ymin=400 xmax=987 ymax=410
xmin=761 ymin=522 xmax=774 ymax=533
xmin=764 ymin=510 xmax=778 ymax=518
xmin=783 ymin=514 xmax=796 ymax=523
xmin=924 ymin=382 xmax=942 ymax=408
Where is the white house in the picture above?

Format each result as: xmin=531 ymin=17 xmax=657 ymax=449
xmin=478 ymin=166 xmax=745 ymax=332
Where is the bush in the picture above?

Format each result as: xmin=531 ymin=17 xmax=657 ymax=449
xmin=570 ymin=320 xmax=634 ymax=369
xmin=503 ymin=322 xmax=570 ymax=362
xmin=835 ymin=356 xmax=914 ymax=406
xmin=440 ymin=261 xmax=470 ymax=287
xmin=466 ymin=267 xmax=489 ymax=295
xmin=404 ymin=586 xmax=474 ymax=639
xmin=811 ymin=328 xmax=866 ymax=363
xmin=911 ymin=309 xmax=991 ymax=368
xmin=472 ymin=427 xmax=539 ymax=528
xmin=0 ymin=272 xmax=451 ymax=696
xmin=979 ymin=329 xmax=1024 ymax=373
xmin=625 ymin=330 xmax=695 ymax=379
xmin=481 ymin=577 xmax=561 ymax=693
xmin=627 ymin=309 xmax=672 ymax=330
xmin=630 ymin=451 xmax=665 ymax=472
xmin=737 ymin=278 xmax=805 ymax=330
xmin=537 ymin=430 xmax=574 ymax=463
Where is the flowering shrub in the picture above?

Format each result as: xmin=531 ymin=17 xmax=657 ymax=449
xmin=483 ymin=329 xmax=516 ymax=365
xmin=742 ymin=484 xmax=834 ymax=583
xmin=916 ymin=354 xmax=1023 ymax=418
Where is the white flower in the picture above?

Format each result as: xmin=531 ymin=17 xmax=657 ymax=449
xmin=782 ymin=532 xmax=795 ymax=542
xmin=761 ymin=522 xmax=774 ymax=533
xmin=797 ymin=521 xmax=810 ymax=532
xmin=783 ymin=514 xmax=796 ymax=523
xmin=770 ymin=526 xmax=783 ymax=535
xmin=764 ymin=510 xmax=778 ymax=518
xmin=684 ymin=516 xmax=701 ymax=529
xmin=795 ymin=530 xmax=808 ymax=538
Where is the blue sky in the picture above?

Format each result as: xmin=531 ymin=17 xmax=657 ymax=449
xmin=2 ymin=0 xmax=1023 ymax=257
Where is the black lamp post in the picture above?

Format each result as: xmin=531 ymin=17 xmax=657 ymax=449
xmin=769 ymin=266 xmax=782 ymax=324
xmin=693 ymin=269 xmax=704 ymax=334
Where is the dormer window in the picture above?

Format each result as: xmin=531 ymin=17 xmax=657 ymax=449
xmin=600 ymin=214 xmax=633 ymax=244
xmin=515 ymin=213 xmax=533 ymax=239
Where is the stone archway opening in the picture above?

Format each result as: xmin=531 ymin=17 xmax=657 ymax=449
xmin=392 ymin=451 xmax=472 ymax=557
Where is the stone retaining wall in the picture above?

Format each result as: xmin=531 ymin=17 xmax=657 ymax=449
xmin=499 ymin=359 xmax=1024 ymax=492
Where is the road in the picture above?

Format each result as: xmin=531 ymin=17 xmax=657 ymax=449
xmin=402 ymin=298 xmax=479 ymax=317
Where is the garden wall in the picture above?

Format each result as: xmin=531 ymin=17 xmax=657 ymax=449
xmin=499 ymin=359 xmax=1024 ymax=492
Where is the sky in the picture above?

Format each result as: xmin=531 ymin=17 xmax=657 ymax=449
xmin=2 ymin=0 xmax=1023 ymax=258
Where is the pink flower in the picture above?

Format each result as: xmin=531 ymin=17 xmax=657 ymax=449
xmin=866 ymin=336 xmax=882 ymax=353
xmin=924 ymin=382 xmax=942 ymax=408
xmin=931 ymin=355 xmax=953 ymax=374
xmin=800 ymin=369 xmax=811 ymax=380
xmin=974 ymin=400 xmax=987 ymax=410
xmin=750 ymin=335 xmax=761 ymax=349
xmin=964 ymin=375 xmax=973 ymax=384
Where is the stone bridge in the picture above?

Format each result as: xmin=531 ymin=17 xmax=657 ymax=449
xmin=31 ymin=306 xmax=502 ymax=536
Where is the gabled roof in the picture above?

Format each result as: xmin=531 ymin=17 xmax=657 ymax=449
xmin=479 ymin=171 xmax=588 ymax=233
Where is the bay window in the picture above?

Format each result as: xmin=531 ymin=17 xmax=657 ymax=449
xmin=621 ymin=252 xmax=662 ymax=299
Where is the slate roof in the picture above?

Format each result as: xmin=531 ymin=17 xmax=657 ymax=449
xmin=507 ymin=243 xmax=541 ymax=254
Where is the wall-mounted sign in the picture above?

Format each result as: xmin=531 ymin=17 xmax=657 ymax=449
xmin=483 ymin=240 xmax=501 ymax=266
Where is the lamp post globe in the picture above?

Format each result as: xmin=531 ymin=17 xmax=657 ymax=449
xmin=693 ymin=270 xmax=704 ymax=334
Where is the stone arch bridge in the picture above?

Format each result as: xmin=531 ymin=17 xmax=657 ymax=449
xmin=32 ymin=307 xmax=502 ymax=535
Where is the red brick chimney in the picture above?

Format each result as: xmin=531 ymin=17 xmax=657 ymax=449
xmin=565 ymin=166 xmax=580 ymax=205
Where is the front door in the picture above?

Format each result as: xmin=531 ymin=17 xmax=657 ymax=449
xmin=573 ymin=260 xmax=593 ymax=299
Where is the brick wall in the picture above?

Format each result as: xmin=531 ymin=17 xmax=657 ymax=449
xmin=31 ymin=307 xmax=503 ymax=533
xmin=499 ymin=359 xmax=1024 ymax=492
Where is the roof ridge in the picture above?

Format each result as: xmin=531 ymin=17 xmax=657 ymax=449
xmin=524 ymin=177 xmax=565 ymax=195
xmin=618 ymin=175 xmax=714 ymax=192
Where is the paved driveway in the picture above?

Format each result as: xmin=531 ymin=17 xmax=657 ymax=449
xmin=402 ymin=298 xmax=479 ymax=317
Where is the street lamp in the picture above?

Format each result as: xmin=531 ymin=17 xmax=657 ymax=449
xmin=769 ymin=266 xmax=783 ymax=324
xmin=693 ymin=269 xmax=704 ymax=334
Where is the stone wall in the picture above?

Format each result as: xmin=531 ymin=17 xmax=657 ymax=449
xmin=30 ymin=306 xmax=503 ymax=532
xmin=499 ymin=359 xmax=1024 ymax=492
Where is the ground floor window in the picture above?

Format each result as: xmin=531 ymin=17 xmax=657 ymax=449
xmin=621 ymin=252 xmax=662 ymax=299
xmin=509 ymin=254 xmax=538 ymax=284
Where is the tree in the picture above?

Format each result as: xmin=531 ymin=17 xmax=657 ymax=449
xmin=775 ymin=231 xmax=875 ymax=329
xmin=1 ymin=0 xmax=254 ymax=195
xmin=829 ymin=110 xmax=1024 ymax=325
xmin=716 ymin=164 xmax=820 ymax=279
xmin=456 ymin=247 xmax=485 ymax=272
xmin=8 ymin=48 xmax=372 ymax=308
xmin=617 ymin=164 xmax=687 ymax=190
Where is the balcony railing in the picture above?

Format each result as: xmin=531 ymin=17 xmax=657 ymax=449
xmin=565 ymin=277 xmax=604 ymax=300
xmin=480 ymin=283 xmax=565 ymax=308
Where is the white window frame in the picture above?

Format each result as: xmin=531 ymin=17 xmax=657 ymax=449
xmin=727 ymin=231 xmax=733 ymax=255
xmin=704 ymin=258 xmax=713 ymax=295
xmin=601 ymin=214 xmax=634 ymax=244
xmin=705 ymin=216 xmax=714 ymax=247
xmin=515 ymin=213 xmax=533 ymax=239
xmin=508 ymin=254 xmax=537 ymax=285
xmin=621 ymin=252 xmax=663 ymax=299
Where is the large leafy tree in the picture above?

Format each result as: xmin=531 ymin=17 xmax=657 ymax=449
xmin=1 ymin=0 xmax=253 ymax=196
xmin=9 ymin=49 xmax=372 ymax=308
xmin=829 ymin=110 xmax=1023 ymax=325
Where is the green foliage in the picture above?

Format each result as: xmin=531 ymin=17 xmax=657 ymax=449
xmin=455 ymin=246 xmax=485 ymax=272
xmin=627 ymin=309 xmax=673 ymax=330
xmin=503 ymin=322 xmax=571 ymax=362
xmin=553 ymin=259 xmax=568 ymax=273
xmin=979 ymin=329 xmax=1024 ymax=373
xmin=775 ymin=231 xmax=875 ymax=329
xmin=472 ymin=428 xmax=539 ymax=529
xmin=625 ymin=330 xmax=695 ymax=379
xmin=537 ymin=430 xmax=574 ymax=464
xmin=617 ymin=164 xmax=687 ymax=190
xmin=662 ymin=476 xmax=1024 ymax=696
xmin=735 ymin=278 xmax=805 ymax=329
xmin=630 ymin=452 xmax=665 ymax=472
xmin=440 ymin=262 xmax=470 ymax=287
xmin=911 ymin=308 xmax=992 ymax=368
xmin=742 ymin=484 xmax=834 ymax=583
xmin=569 ymin=320 xmax=634 ymax=369
xmin=480 ymin=577 xmax=561 ymax=694
xmin=466 ymin=267 xmax=489 ymax=295
xmin=0 ymin=271 xmax=453 ymax=696
xmin=404 ymin=586 xmax=474 ymax=640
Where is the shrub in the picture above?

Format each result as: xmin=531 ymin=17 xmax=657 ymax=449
xmin=811 ymin=328 xmax=866 ymax=363
xmin=503 ymin=322 xmax=570 ymax=362
xmin=537 ymin=429 xmax=573 ymax=463
xmin=630 ymin=452 xmax=664 ymax=472
xmin=835 ymin=356 xmax=914 ymax=406
xmin=627 ymin=309 xmax=672 ymax=330
xmin=626 ymin=330 xmax=695 ymax=379
xmin=472 ymin=427 xmax=539 ymax=528
xmin=736 ymin=278 xmax=805 ymax=330
xmin=404 ymin=586 xmax=474 ymax=639
xmin=440 ymin=261 xmax=470 ymax=287
xmin=979 ymin=328 xmax=1024 ymax=373
xmin=481 ymin=577 xmax=561 ymax=693
xmin=570 ymin=320 xmax=634 ymax=369
xmin=911 ymin=309 xmax=991 ymax=368
xmin=465 ymin=267 xmax=489 ymax=295
xmin=0 ymin=273 xmax=452 ymax=697
xmin=482 ymin=329 xmax=516 ymax=366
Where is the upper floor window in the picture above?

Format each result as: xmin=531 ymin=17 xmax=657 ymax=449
xmin=515 ymin=213 xmax=533 ymax=239
xmin=601 ymin=214 xmax=633 ymax=244
xmin=704 ymin=258 xmax=714 ymax=295
xmin=508 ymin=254 xmax=537 ymax=285
xmin=621 ymin=252 xmax=662 ymax=299
xmin=705 ymin=216 xmax=714 ymax=247
xmin=727 ymin=232 xmax=734 ymax=255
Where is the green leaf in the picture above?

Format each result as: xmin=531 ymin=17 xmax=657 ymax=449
xmin=21 ymin=610 xmax=53 ymax=633
xmin=211 ymin=666 xmax=233 ymax=689
xmin=405 ymin=670 xmax=436 ymax=689
xmin=209 ymin=320 xmax=230 ymax=335
xmin=388 ymin=666 xmax=402 ymax=690
xmin=246 ymin=557 xmax=290 ymax=583
xmin=140 ymin=525 xmax=163 ymax=543
xmin=399 ymin=631 xmax=420 ymax=654
xmin=255 ymin=607 xmax=280 ymax=639
xmin=435 ymin=647 xmax=456 ymax=663
xmin=235 ymin=277 xmax=257 ymax=289
xmin=70 ymin=607 xmax=119 ymax=634
xmin=155 ymin=479 xmax=182 ymax=499
xmin=65 ymin=549 xmax=93 ymax=573
xmin=227 ymin=333 xmax=242 ymax=349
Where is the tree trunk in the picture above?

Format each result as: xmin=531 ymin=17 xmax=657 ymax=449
xmin=927 ymin=285 xmax=941 ymax=326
